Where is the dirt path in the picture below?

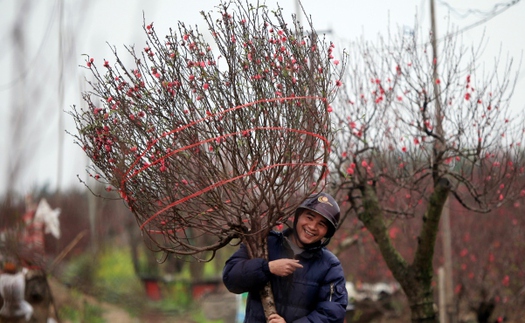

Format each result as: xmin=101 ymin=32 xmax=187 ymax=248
xmin=48 ymin=277 xmax=196 ymax=323
xmin=48 ymin=276 xmax=138 ymax=322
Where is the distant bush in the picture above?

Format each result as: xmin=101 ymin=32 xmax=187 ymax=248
xmin=62 ymin=252 xmax=97 ymax=291
xmin=94 ymin=246 xmax=144 ymax=303
xmin=58 ymin=302 xmax=105 ymax=323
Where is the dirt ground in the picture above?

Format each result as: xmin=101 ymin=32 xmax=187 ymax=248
xmin=48 ymin=277 xmax=412 ymax=323
xmin=47 ymin=276 xmax=195 ymax=323
xmin=48 ymin=277 xmax=410 ymax=323
xmin=47 ymin=276 xmax=409 ymax=323
xmin=48 ymin=276 xmax=142 ymax=323
xmin=47 ymin=276 xmax=236 ymax=323
xmin=45 ymin=276 xmax=525 ymax=323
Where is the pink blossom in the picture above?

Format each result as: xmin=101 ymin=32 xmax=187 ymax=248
xmin=502 ymin=275 xmax=510 ymax=287
xmin=389 ymin=227 xmax=400 ymax=239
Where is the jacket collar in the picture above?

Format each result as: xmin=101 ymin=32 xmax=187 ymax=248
xmin=279 ymin=229 xmax=323 ymax=259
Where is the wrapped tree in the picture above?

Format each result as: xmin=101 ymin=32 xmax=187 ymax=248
xmin=69 ymin=0 xmax=345 ymax=318
xmin=328 ymin=21 xmax=525 ymax=323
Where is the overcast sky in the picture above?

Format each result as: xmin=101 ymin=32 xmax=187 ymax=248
xmin=0 ymin=0 xmax=523 ymax=197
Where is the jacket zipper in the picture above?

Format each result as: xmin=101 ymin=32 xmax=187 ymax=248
xmin=329 ymin=283 xmax=334 ymax=301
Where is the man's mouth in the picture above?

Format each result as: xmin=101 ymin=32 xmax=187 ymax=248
xmin=303 ymin=229 xmax=316 ymax=237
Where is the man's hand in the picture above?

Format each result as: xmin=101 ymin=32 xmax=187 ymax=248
xmin=268 ymin=313 xmax=286 ymax=323
xmin=268 ymin=259 xmax=303 ymax=277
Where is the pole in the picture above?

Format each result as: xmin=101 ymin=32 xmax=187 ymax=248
xmin=438 ymin=267 xmax=446 ymax=323
xmin=57 ymin=0 xmax=65 ymax=195
xmin=295 ymin=0 xmax=302 ymax=26
xmin=430 ymin=0 xmax=455 ymax=321
xmin=442 ymin=198 xmax=456 ymax=322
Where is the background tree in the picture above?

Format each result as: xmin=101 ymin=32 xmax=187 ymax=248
xmin=328 ymin=22 xmax=525 ymax=322
xmin=69 ymin=0 xmax=345 ymax=318
xmin=447 ymin=199 xmax=525 ymax=322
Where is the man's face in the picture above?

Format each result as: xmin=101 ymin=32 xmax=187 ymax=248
xmin=294 ymin=210 xmax=329 ymax=247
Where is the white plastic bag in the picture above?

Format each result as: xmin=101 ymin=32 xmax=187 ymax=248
xmin=0 ymin=272 xmax=34 ymax=321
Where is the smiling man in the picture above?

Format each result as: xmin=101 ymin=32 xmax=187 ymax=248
xmin=223 ymin=192 xmax=348 ymax=323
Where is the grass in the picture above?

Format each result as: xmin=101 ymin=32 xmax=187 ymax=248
xmin=61 ymin=244 xmax=226 ymax=320
xmin=58 ymin=301 xmax=105 ymax=323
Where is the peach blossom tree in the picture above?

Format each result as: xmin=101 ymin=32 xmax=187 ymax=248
xmin=69 ymin=1 xmax=345 ymax=317
xmin=446 ymin=198 xmax=525 ymax=321
xmin=328 ymin=24 xmax=525 ymax=322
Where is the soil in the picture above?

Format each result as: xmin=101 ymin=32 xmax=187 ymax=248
xmin=47 ymin=276 xmax=410 ymax=323
xmin=47 ymin=277 xmax=195 ymax=323
xmin=46 ymin=276 xmax=525 ymax=323
xmin=48 ymin=276 xmax=138 ymax=323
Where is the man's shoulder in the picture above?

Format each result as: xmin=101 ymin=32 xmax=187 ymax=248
xmin=268 ymin=230 xmax=284 ymax=243
xmin=320 ymin=247 xmax=342 ymax=265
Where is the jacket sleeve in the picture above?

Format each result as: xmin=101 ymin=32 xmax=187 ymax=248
xmin=222 ymin=243 xmax=272 ymax=294
xmin=294 ymin=261 xmax=348 ymax=323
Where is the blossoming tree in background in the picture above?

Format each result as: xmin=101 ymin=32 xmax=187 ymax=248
xmin=328 ymin=23 xmax=525 ymax=322
xmin=69 ymin=0 xmax=345 ymax=318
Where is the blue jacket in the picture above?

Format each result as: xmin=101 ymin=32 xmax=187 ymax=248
xmin=223 ymin=230 xmax=348 ymax=322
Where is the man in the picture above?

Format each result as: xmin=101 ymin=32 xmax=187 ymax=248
xmin=223 ymin=192 xmax=348 ymax=322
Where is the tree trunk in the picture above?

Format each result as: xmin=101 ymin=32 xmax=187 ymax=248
xmin=126 ymin=216 xmax=141 ymax=275
xmin=400 ymin=265 xmax=439 ymax=323
xmin=245 ymin=231 xmax=277 ymax=319
xmin=358 ymin=179 xmax=450 ymax=323
xmin=407 ymin=292 xmax=438 ymax=323
xmin=260 ymin=283 xmax=277 ymax=319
